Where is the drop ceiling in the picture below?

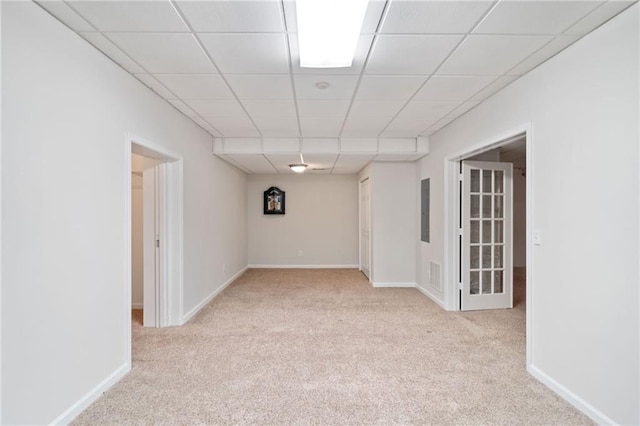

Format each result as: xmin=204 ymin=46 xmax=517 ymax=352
xmin=37 ymin=0 xmax=636 ymax=174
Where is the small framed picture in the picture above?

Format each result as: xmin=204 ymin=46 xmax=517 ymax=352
xmin=264 ymin=186 xmax=285 ymax=215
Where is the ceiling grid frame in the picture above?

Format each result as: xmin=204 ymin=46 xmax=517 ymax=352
xmin=35 ymin=0 xmax=638 ymax=173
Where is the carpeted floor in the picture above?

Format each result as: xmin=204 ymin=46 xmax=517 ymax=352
xmin=74 ymin=268 xmax=591 ymax=425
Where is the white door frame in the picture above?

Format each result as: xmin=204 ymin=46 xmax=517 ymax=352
xmin=443 ymin=124 xmax=533 ymax=364
xmin=125 ymin=133 xmax=184 ymax=351
xmin=359 ymin=177 xmax=371 ymax=280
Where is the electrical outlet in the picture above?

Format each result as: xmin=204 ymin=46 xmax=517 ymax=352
xmin=222 ymin=263 xmax=227 ymax=273
xmin=297 ymin=250 xmax=303 ymax=257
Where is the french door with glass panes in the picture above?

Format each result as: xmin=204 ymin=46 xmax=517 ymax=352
xmin=461 ymin=161 xmax=513 ymax=311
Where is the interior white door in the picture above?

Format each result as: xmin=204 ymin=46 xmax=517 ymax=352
xmin=142 ymin=157 xmax=159 ymax=327
xmin=461 ymin=161 xmax=513 ymax=311
xmin=360 ymin=178 xmax=370 ymax=279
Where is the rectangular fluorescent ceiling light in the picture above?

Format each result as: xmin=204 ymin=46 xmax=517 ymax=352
xmin=296 ymin=0 xmax=369 ymax=68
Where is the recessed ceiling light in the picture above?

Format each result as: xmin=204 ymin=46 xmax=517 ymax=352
xmin=315 ymin=81 xmax=330 ymax=90
xmin=296 ymin=0 xmax=369 ymax=68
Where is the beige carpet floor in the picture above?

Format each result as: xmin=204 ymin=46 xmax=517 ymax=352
xmin=74 ymin=268 xmax=591 ymax=425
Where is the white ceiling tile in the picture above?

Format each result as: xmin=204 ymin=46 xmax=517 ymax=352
xmin=304 ymin=153 xmax=339 ymax=169
xmin=199 ymin=33 xmax=289 ymax=74
xmin=225 ymin=75 xmax=294 ymax=100
xmin=470 ymin=75 xmax=519 ymax=101
xmin=348 ymin=101 xmax=406 ymax=119
xmin=155 ymin=74 xmax=233 ymax=99
xmin=222 ymin=138 xmax=262 ymax=154
xmin=394 ymin=101 xmax=459 ymax=120
xmin=189 ymin=116 xmax=222 ymax=137
xmin=381 ymin=118 xmax=438 ymax=138
xmin=366 ymin=35 xmax=463 ymax=75
xmin=374 ymin=153 xmax=415 ymax=162
xmin=340 ymin=138 xmax=378 ymax=153
xmin=355 ymin=76 xmax=427 ymax=100
xmin=446 ymin=101 xmax=482 ymax=119
xmin=298 ymin=101 xmax=351 ymax=119
xmin=243 ymin=100 xmax=297 ymax=119
xmin=80 ymin=33 xmax=145 ymax=74
xmin=176 ymin=1 xmax=284 ymax=32
xmin=425 ymin=116 xmax=457 ymax=134
xmin=414 ymin=76 xmax=495 ymax=101
xmin=134 ymin=74 xmax=177 ymax=99
xmin=379 ymin=138 xmax=417 ymax=152
xmin=341 ymin=116 xmax=390 ymax=138
xmin=508 ymin=35 xmax=581 ymax=75
xmin=220 ymin=155 xmax=251 ymax=173
xmin=565 ymin=1 xmax=636 ymax=35
xmin=300 ymin=119 xmax=344 ymax=137
xmin=252 ymin=117 xmax=300 ymax=137
xmin=438 ymin=35 xmax=553 ymax=75
xmin=264 ymin=153 xmax=303 ymax=173
xmin=381 ymin=1 xmax=494 ymax=34
xmin=263 ymin=138 xmax=301 ymax=153
xmin=289 ymin=34 xmax=375 ymax=75
xmin=283 ymin=1 xmax=385 ymax=34
xmin=226 ymin=154 xmax=277 ymax=173
xmin=474 ymin=1 xmax=601 ymax=35
xmin=107 ymin=33 xmax=214 ymax=73
xmin=69 ymin=1 xmax=188 ymax=32
xmin=167 ymin=99 xmax=199 ymax=118
xmin=187 ymin=100 xmax=247 ymax=118
xmin=294 ymin=75 xmax=359 ymax=100
xmin=302 ymin=138 xmax=340 ymax=153
xmin=36 ymin=1 xmax=95 ymax=31
xmin=332 ymin=154 xmax=375 ymax=174
xmin=205 ymin=117 xmax=260 ymax=137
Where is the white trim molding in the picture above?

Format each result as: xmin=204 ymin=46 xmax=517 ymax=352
xmin=181 ymin=266 xmax=248 ymax=325
xmin=372 ymin=282 xmax=416 ymax=288
xmin=131 ymin=302 xmax=143 ymax=309
xmin=248 ymin=264 xmax=359 ymax=269
xmin=50 ymin=363 xmax=130 ymax=425
xmin=528 ymin=364 xmax=616 ymax=425
xmin=415 ymin=284 xmax=448 ymax=310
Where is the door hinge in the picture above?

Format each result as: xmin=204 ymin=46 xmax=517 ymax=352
xmin=156 ymin=239 xmax=160 ymax=248
xmin=457 ymin=282 xmax=462 ymax=290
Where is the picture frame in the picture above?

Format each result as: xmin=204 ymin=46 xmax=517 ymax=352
xmin=264 ymin=186 xmax=285 ymax=215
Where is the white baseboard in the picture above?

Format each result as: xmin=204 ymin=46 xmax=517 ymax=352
xmin=131 ymin=302 xmax=143 ymax=309
xmin=372 ymin=281 xmax=416 ymax=288
xmin=50 ymin=362 xmax=130 ymax=425
xmin=415 ymin=284 xmax=448 ymax=310
xmin=528 ymin=364 xmax=616 ymax=425
xmin=181 ymin=266 xmax=248 ymax=324
xmin=248 ymin=264 xmax=359 ymax=269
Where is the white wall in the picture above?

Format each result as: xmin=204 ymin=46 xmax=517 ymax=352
xmin=248 ymin=174 xmax=358 ymax=267
xmin=417 ymin=5 xmax=638 ymax=424
xmin=359 ymin=162 xmax=417 ymax=285
xmin=1 ymin=3 xmax=247 ymax=424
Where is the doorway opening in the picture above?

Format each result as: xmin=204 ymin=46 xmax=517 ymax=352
xmin=444 ymin=128 xmax=531 ymax=320
xmin=463 ymin=137 xmax=527 ymax=310
xmin=359 ymin=177 xmax=371 ymax=280
xmin=126 ymin=135 xmax=184 ymax=341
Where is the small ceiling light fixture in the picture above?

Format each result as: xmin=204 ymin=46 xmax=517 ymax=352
xmin=289 ymin=153 xmax=308 ymax=173
xmin=296 ymin=0 xmax=369 ymax=68
xmin=289 ymin=164 xmax=308 ymax=173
